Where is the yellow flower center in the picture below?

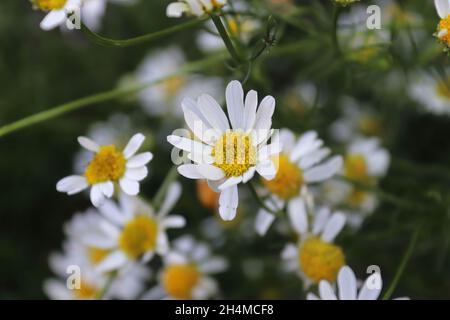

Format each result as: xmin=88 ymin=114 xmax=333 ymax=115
xmin=88 ymin=247 xmax=110 ymax=265
xmin=162 ymin=76 xmax=186 ymax=100
xmin=118 ymin=215 xmax=158 ymax=259
xmin=436 ymin=78 xmax=450 ymax=99
xmin=344 ymin=153 xmax=368 ymax=182
xmin=162 ymin=264 xmax=201 ymax=299
xmin=33 ymin=0 xmax=67 ymax=10
xmin=438 ymin=14 xmax=450 ymax=45
xmin=262 ymin=154 xmax=303 ymax=200
xmin=74 ymin=281 xmax=98 ymax=300
xmin=84 ymin=145 xmax=126 ymax=185
xmin=358 ymin=116 xmax=381 ymax=136
xmin=299 ymin=237 xmax=345 ymax=283
xmin=213 ymin=131 xmax=257 ymax=178
xmin=347 ymin=187 xmax=368 ymax=207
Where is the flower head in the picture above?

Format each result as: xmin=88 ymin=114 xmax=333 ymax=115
xmin=167 ymin=80 xmax=279 ymax=221
xmin=166 ymin=0 xmax=227 ymax=18
xmin=32 ymin=0 xmax=81 ymax=30
xmin=435 ymin=0 xmax=450 ymax=49
xmin=57 ymin=133 xmax=152 ymax=207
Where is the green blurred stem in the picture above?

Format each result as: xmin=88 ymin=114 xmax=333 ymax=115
xmin=382 ymin=227 xmax=420 ymax=300
xmin=210 ymin=13 xmax=244 ymax=64
xmin=81 ymin=18 xmax=206 ymax=48
xmin=95 ymin=270 xmax=118 ymax=300
xmin=331 ymin=5 xmax=341 ymax=54
xmin=0 ymin=54 xmax=227 ymax=138
xmin=152 ymin=166 xmax=178 ymax=210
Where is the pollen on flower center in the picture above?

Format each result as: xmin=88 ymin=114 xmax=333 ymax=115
xmin=212 ymin=131 xmax=257 ymax=178
xmin=262 ymin=154 xmax=303 ymax=200
xmin=162 ymin=264 xmax=201 ymax=299
xmin=437 ymin=14 xmax=450 ymax=45
xmin=84 ymin=145 xmax=126 ymax=185
xmin=118 ymin=215 xmax=158 ymax=259
xmin=299 ymin=237 xmax=345 ymax=283
xmin=74 ymin=280 xmax=98 ymax=300
xmin=88 ymin=247 xmax=110 ymax=265
xmin=33 ymin=0 xmax=67 ymax=10
xmin=344 ymin=153 xmax=368 ymax=182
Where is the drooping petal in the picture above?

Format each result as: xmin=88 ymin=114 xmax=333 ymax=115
xmin=90 ymin=184 xmax=106 ymax=207
xmin=40 ymin=10 xmax=66 ymax=31
xmin=56 ymin=175 xmax=88 ymax=195
xmin=77 ymin=136 xmax=100 ymax=152
xmin=218 ymin=185 xmax=238 ymax=221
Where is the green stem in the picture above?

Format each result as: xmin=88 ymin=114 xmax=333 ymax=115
xmin=210 ymin=13 xmax=244 ymax=64
xmin=0 ymin=54 xmax=227 ymax=138
xmin=382 ymin=227 xmax=420 ymax=300
xmin=331 ymin=5 xmax=341 ymax=55
xmin=81 ymin=18 xmax=206 ymax=48
xmin=95 ymin=270 xmax=118 ymax=300
xmin=152 ymin=166 xmax=178 ymax=211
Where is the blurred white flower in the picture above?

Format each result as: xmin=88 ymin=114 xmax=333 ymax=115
xmin=166 ymin=0 xmax=227 ymax=18
xmin=435 ymin=0 xmax=450 ymax=48
xmin=167 ymin=80 xmax=279 ymax=221
xmin=81 ymin=183 xmax=185 ymax=272
xmin=57 ymin=133 xmax=152 ymax=207
xmin=255 ymin=129 xmax=342 ymax=236
xmin=143 ymin=235 xmax=227 ymax=300
xmin=282 ymin=207 xmax=346 ymax=288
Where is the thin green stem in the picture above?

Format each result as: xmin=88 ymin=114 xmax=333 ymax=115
xmin=382 ymin=227 xmax=420 ymax=300
xmin=152 ymin=166 xmax=178 ymax=211
xmin=210 ymin=13 xmax=244 ymax=64
xmin=81 ymin=18 xmax=206 ymax=48
xmin=0 ymin=54 xmax=227 ymax=138
xmin=95 ymin=270 xmax=118 ymax=300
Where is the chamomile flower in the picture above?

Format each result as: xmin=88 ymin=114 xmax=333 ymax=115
xmin=307 ymin=265 xmax=409 ymax=300
xmin=166 ymin=0 xmax=227 ymax=18
xmin=167 ymin=80 xmax=279 ymax=221
xmin=408 ymin=71 xmax=450 ymax=116
xmin=136 ymin=47 xmax=222 ymax=118
xmin=322 ymin=138 xmax=390 ymax=228
xmin=143 ymin=236 xmax=227 ymax=300
xmin=255 ymin=129 xmax=343 ymax=236
xmin=81 ymin=183 xmax=185 ymax=272
xmin=31 ymin=0 xmax=81 ymax=31
xmin=434 ymin=0 xmax=450 ymax=50
xmin=56 ymin=133 xmax=152 ymax=207
xmin=282 ymin=207 xmax=346 ymax=288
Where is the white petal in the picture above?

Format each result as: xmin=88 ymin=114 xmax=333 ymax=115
xmin=258 ymin=141 xmax=281 ymax=162
xmin=197 ymin=164 xmax=225 ymax=181
xmin=289 ymin=131 xmax=321 ymax=163
xmin=199 ymin=257 xmax=228 ymax=273
xmin=338 ymin=266 xmax=357 ymax=300
xmin=177 ymin=164 xmax=204 ymax=179
xmin=304 ymin=156 xmax=343 ymax=183
xmin=167 ymin=135 xmax=211 ymax=155
xmin=125 ymin=166 xmax=148 ymax=181
xmin=40 ymin=10 xmax=66 ymax=31
xmin=90 ymin=184 xmax=106 ymax=207
xmin=181 ymin=98 xmax=218 ymax=145
xmin=161 ymin=215 xmax=186 ymax=228
xmin=243 ymin=90 xmax=258 ymax=131
xmin=123 ymin=133 xmax=145 ymax=159
xmin=98 ymin=200 xmax=127 ymax=225
xmin=56 ymin=175 xmax=88 ymax=195
xmin=312 ymin=207 xmax=330 ymax=235
xmin=281 ymin=244 xmax=298 ymax=260
xmin=77 ymin=136 xmax=99 ymax=152
xmin=218 ymin=185 xmax=238 ymax=221
xmin=218 ymin=176 xmax=243 ymax=191
xmin=126 ymin=152 xmax=153 ymax=168
xmin=96 ymin=251 xmax=128 ymax=272
xmin=367 ymin=150 xmax=390 ymax=177
xmin=158 ymin=182 xmax=182 ymax=217
xmin=435 ymin=0 xmax=450 ymax=19
xmin=119 ymin=178 xmax=140 ymax=196
xmin=358 ymin=273 xmax=382 ymax=300
xmin=256 ymin=159 xmax=277 ymax=180
xmin=242 ymin=166 xmax=256 ymax=183
xmin=306 ymin=293 xmax=320 ymax=300
xmin=197 ymin=94 xmax=230 ymax=132
xmin=321 ymin=212 xmax=346 ymax=242
xmin=255 ymin=210 xmax=275 ymax=236
xmin=253 ymin=96 xmax=275 ymax=131
xmin=298 ymin=148 xmax=330 ymax=170
xmin=287 ymin=197 xmax=308 ymax=234
xmin=319 ymin=281 xmax=337 ymax=300
xmin=156 ymin=232 xmax=169 ymax=255
xmin=225 ymin=80 xmax=245 ymax=129
xmin=166 ymin=2 xmax=189 ymax=17
xmin=99 ymin=181 xmax=114 ymax=198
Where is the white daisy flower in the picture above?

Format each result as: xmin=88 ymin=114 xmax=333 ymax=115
xmin=143 ymin=235 xmax=227 ymax=300
xmin=167 ymin=80 xmax=280 ymax=221
xmin=136 ymin=47 xmax=223 ymax=118
xmin=255 ymin=129 xmax=343 ymax=236
xmin=330 ymin=97 xmax=382 ymax=143
xmin=321 ymin=138 xmax=390 ymax=228
xmin=435 ymin=0 xmax=450 ymax=48
xmin=81 ymin=183 xmax=185 ymax=272
xmin=307 ymin=265 xmax=409 ymax=300
xmin=56 ymin=133 xmax=153 ymax=207
xmin=32 ymin=0 xmax=82 ymax=31
xmin=281 ymin=207 xmax=346 ymax=288
xmin=166 ymin=0 xmax=227 ymax=18
xmin=408 ymin=71 xmax=450 ymax=116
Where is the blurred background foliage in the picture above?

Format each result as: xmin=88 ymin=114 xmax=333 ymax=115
xmin=1 ymin=0 xmax=450 ymax=299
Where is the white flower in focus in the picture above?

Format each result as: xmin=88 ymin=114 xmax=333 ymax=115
xmin=143 ymin=235 xmax=227 ymax=300
xmin=282 ymin=207 xmax=346 ymax=288
xmin=166 ymin=0 xmax=227 ymax=18
xmin=136 ymin=47 xmax=223 ymax=118
xmin=167 ymin=80 xmax=280 ymax=221
xmin=307 ymin=265 xmax=409 ymax=300
xmin=408 ymin=71 xmax=450 ymax=116
xmin=32 ymin=0 xmax=81 ymax=31
xmin=81 ymin=183 xmax=185 ymax=272
xmin=255 ymin=129 xmax=343 ymax=236
xmin=435 ymin=0 xmax=450 ymax=48
xmin=57 ymin=133 xmax=153 ymax=207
